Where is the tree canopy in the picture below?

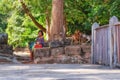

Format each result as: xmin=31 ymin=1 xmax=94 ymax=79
xmin=0 ymin=0 xmax=120 ymax=47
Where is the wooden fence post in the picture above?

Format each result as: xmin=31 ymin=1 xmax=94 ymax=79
xmin=109 ymin=16 xmax=118 ymax=68
xmin=91 ymin=22 xmax=99 ymax=64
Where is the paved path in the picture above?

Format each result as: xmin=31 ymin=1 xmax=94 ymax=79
xmin=0 ymin=64 xmax=119 ymax=80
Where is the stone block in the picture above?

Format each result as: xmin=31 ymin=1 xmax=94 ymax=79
xmin=51 ymin=47 xmax=64 ymax=56
xmin=53 ymin=55 xmax=84 ymax=64
xmin=34 ymin=57 xmax=54 ymax=64
xmin=43 ymin=42 xmax=49 ymax=47
xmin=80 ymin=45 xmax=91 ymax=53
xmin=53 ymin=55 xmax=70 ymax=63
xmin=64 ymin=38 xmax=72 ymax=45
xmin=65 ymin=45 xmax=81 ymax=56
xmin=49 ymin=40 xmax=64 ymax=48
xmin=33 ymin=47 xmax=50 ymax=59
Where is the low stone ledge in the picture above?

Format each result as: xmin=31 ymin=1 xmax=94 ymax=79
xmin=33 ymin=44 xmax=91 ymax=64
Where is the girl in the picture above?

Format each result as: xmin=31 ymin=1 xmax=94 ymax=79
xmin=29 ymin=30 xmax=44 ymax=61
xmin=34 ymin=30 xmax=44 ymax=48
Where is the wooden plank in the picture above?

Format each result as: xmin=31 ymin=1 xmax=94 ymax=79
xmin=107 ymin=29 xmax=109 ymax=65
xmin=96 ymin=32 xmax=98 ymax=63
xmin=95 ymin=24 xmax=109 ymax=30
xmin=109 ymin=16 xmax=118 ymax=68
xmin=97 ymin=30 xmax=100 ymax=63
xmin=114 ymin=22 xmax=120 ymax=26
xmin=106 ymin=29 xmax=108 ymax=65
xmin=97 ymin=30 xmax=101 ymax=64
xmin=118 ymin=26 xmax=120 ymax=64
xmin=101 ymin=30 xmax=104 ymax=64
xmin=91 ymin=22 xmax=99 ymax=64
xmin=95 ymin=30 xmax=99 ymax=63
xmin=113 ymin=26 xmax=117 ymax=67
xmin=116 ymin=26 xmax=119 ymax=64
xmin=106 ymin=29 xmax=109 ymax=65
xmin=98 ymin=30 xmax=101 ymax=64
xmin=105 ymin=29 xmax=107 ymax=65
xmin=109 ymin=27 xmax=113 ymax=68
xmin=119 ymin=26 xmax=120 ymax=64
xmin=103 ymin=29 xmax=106 ymax=65
xmin=107 ymin=28 xmax=110 ymax=65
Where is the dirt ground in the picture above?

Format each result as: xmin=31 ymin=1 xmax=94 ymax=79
xmin=0 ymin=64 xmax=119 ymax=80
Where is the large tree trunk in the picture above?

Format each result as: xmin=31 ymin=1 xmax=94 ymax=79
xmin=50 ymin=0 xmax=65 ymax=41
xmin=19 ymin=0 xmax=46 ymax=32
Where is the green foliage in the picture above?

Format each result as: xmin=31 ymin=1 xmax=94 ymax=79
xmin=0 ymin=13 xmax=7 ymax=32
xmin=110 ymin=0 xmax=120 ymax=18
xmin=65 ymin=0 xmax=111 ymax=35
xmin=5 ymin=1 xmax=38 ymax=48
xmin=1 ymin=0 xmax=120 ymax=47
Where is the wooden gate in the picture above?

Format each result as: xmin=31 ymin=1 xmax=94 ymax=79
xmin=114 ymin=23 xmax=120 ymax=67
xmin=92 ymin=24 xmax=110 ymax=66
xmin=91 ymin=16 xmax=120 ymax=68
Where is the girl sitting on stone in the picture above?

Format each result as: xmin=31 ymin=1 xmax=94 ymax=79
xmin=29 ymin=30 xmax=44 ymax=61
xmin=34 ymin=30 xmax=44 ymax=48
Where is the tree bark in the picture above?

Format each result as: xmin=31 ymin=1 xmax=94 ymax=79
xmin=46 ymin=10 xmax=50 ymax=41
xmin=50 ymin=0 xmax=65 ymax=41
xmin=19 ymin=0 xmax=46 ymax=32
xmin=63 ymin=15 xmax=67 ymax=37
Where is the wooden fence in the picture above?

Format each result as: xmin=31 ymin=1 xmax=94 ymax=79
xmin=91 ymin=16 xmax=120 ymax=68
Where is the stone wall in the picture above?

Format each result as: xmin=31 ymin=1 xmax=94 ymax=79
xmin=33 ymin=44 xmax=91 ymax=64
xmin=0 ymin=33 xmax=14 ymax=63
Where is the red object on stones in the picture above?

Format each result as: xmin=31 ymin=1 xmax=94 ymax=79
xmin=34 ymin=44 xmax=42 ymax=48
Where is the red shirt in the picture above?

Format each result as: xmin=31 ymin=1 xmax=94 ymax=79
xmin=34 ymin=44 xmax=42 ymax=48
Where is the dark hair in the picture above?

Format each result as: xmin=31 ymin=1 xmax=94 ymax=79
xmin=38 ymin=30 xmax=44 ymax=36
